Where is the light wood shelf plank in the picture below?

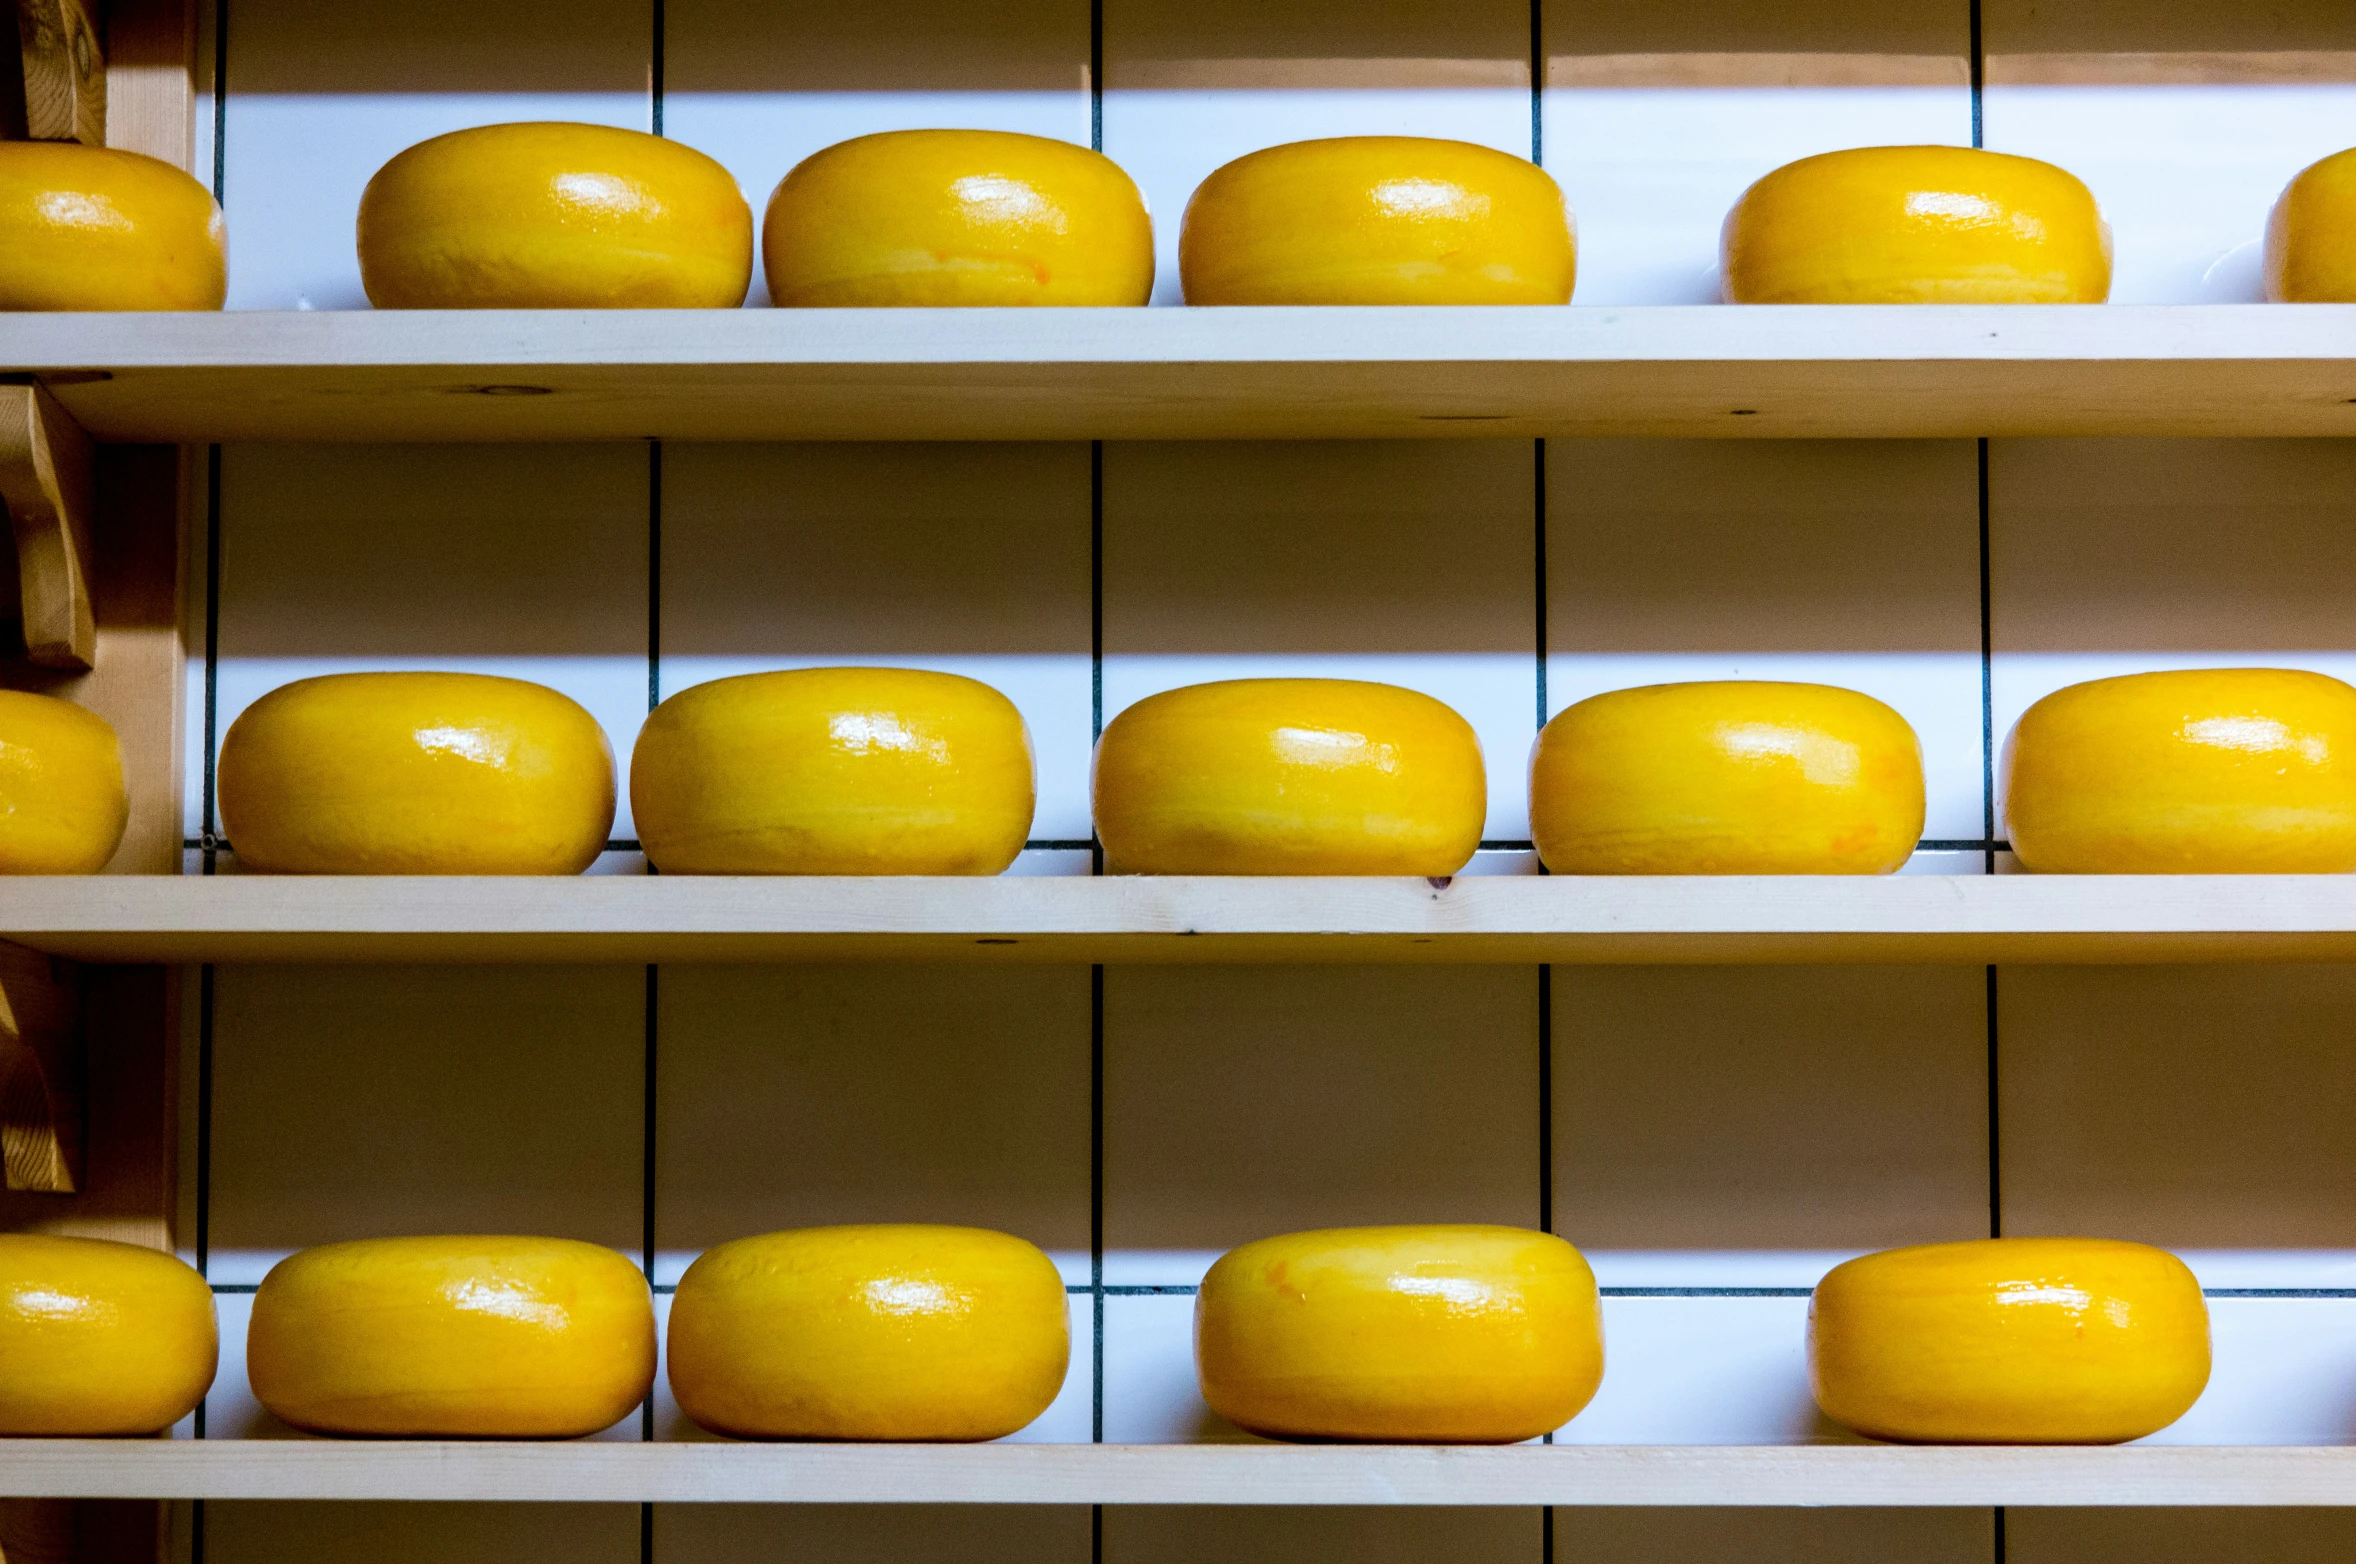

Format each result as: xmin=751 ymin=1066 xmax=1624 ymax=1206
xmin=0 ymin=1441 xmax=2351 ymax=1506
xmin=6 ymin=874 xmax=2356 ymax=965
xmin=8 ymin=305 xmax=2356 ymax=444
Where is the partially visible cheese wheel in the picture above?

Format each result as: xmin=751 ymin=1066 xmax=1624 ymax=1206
xmin=0 ymin=691 xmax=128 ymax=872
xmin=0 ymin=142 xmax=225 ymax=310
xmin=2002 ymin=668 xmax=2356 ymax=872
xmin=0 ymin=1235 xmax=216 ymax=1435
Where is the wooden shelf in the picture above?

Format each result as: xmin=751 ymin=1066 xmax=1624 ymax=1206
xmin=7 ymin=305 xmax=2356 ymax=444
xmin=8 ymin=874 xmax=2356 ymax=965
xmin=0 ymin=1441 xmax=2351 ymax=1506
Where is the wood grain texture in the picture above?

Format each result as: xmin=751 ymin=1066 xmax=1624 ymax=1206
xmin=7 ymin=307 xmax=2356 ymax=443
xmin=1 ymin=1441 xmax=2355 ymax=1505
xmin=0 ymin=942 xmax=78 ymax=1193
xmin=98 ymin=0 xmax=195 ymax=168
xmin=9 ymin=875 xmax=2356 ymax=965
xmin=13 ymin=0 xmax=103 ymax=144
xmin=0 ymin=384 xmax=94 ymax=669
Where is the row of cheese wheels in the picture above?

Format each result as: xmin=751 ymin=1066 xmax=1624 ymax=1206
xmin=16 ymin=125 xmax=2356 ymax=313
xmin=13 ymin=665 xmax=2356 ymax=876
xmin=0 ymin=1227 xmax=2208 ymax=1446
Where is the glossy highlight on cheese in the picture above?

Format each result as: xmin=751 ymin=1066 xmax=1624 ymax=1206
xmin=1722 ymin=145 xmax=2111 ymax=304
xmin=0 ymin=142 xmax=225 ymax=310
xmin=358 ymin=122 xmax=754 ymax=309
xmin=247 ymin=1236 xmax=655 ymax=1438
xmin=2266 ymin=147 xmax=2356 ymax=302
xmin=0 ymin=1234 xmax=216 ymax=1435
xmin=667 ymin=1225 xmax=1070 ymax=1441
xmin=632 ymin=667 xmax=1034 ymax=874
xmin=216 ymin=672 xmax=615 ymax=875
xmin=2001 ymin=668 xmax=2356 ymax=873
xmin=1196 ymin=1225 xmax=1602 ymax=1443
xmin=1531 ymin=681 xmax=1924 ymax=875
xmin=763 ymin=129 xmax=1154 ymax=307
xmin=1093 ymin=678 xmax=1486 ymax=875
xmin=1810 ymin=1238 xmax=2210 ymax=1444
xmin=0 ymin=691 xmax=129 ymax=873
xmin=1180 ymin=136 xmax=1575 ymax=305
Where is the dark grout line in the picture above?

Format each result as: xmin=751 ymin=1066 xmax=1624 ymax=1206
xmin=1088 ymin=0 xmax=1104 ymax=155
xmin=208 ymin=0 xmax=228 ymax=204
xmin=642 ymin=430 xmax=663 ymax=1470
xmin=649 ymin=0 xmax=665 ymax=139
xmin=1090 ymin=964 xmax=1106 ymax=1445
xmin=201 ymin=447 xmax=223 ymax=875
xmin=1968 ymin=0 xmax=1985 ymax=151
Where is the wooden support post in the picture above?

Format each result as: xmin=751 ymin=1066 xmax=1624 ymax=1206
xmin=12 ymin=0 xmax=103 ymax=146
xmin=0 ymin=942 xmax=79 ymax=1194
xmin=0 ymin=383 xmax=95 ymax=672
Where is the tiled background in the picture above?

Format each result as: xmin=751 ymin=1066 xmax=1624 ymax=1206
xmin=168 ymin=0 xmax=2356 ymax=1559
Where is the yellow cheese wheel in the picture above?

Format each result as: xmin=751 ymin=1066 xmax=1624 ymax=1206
xmin=763 ymin=129 xmax=1154 ymax=307
xmin=1531 ymin=681 xmax=1924 ymax=874
xmin=216 ymin=672 xmax=615 ymax=874
xmin=0 ymin=691 xmax=129 ymax=873
xmin=1196 ymin=1225 xmax=1602 ymax=1443
xmin=1093 ymin=678 xmax=1486 ymax=875
xmin=1180 ymin=136 xmax=1575 ymax=305
xmin=1722 ymin=145 xmax=2111 ymax=304
xmin=0 ymin=1234 xmax=216 ymax=1435
xmin=247 ymin=1236 xmax=655 ymax=1438
xmin=358 ymin=122 xmax=754 ymax=308
xmin=667 ymin=1225 xmax=1069 ymax=1441
xmin=2267 ymin=147 xmax=2356 ymax=301
xmin=2002 ymin=668 xmax=2356 ymax=873
xmin=631 ymin=667 xmax=1034 ymax=874
xmin=0 ymin=142 xmax=225 ymax=310
xmin=1810 ymin=1237 xmax=2210 ymax=1444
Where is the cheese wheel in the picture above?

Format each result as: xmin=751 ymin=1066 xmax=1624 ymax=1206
xmin=216 ymin=672 xmax=615 ymax=874
xmin=1093 ymin=678 xmax=1486 ymax=875
xmin=1810 ymin=1238 xmax=2210 ymax=1444
xmin=1180 ymin=136 xmax=1575 ymax=305
xmin=763 ymin=130 xmax=1153 ymax=307
xmin=2001 ymin=668 xmax=2356 ymax=873
xmin=632 ymin=668 xmax=1034 ymax=874
xmin=1196 ymin=1225 xmax=1603 ymax=1442
xmin=1531 ymin=681 xmax=1924 ymax=874
xmin=247 ymin=1236 xmax=655 ymax=1438
xmin=359 ymin=122 xmax=753 ymax=309
xmin=0 ymin=1235 xmax=216 ymax=1435
xmin=1722 ymin=145 xmax=2110 ymax=304
xmin=0 ymin=142 xmax=225 ymax=310
xmin=2267 ymin=148 xmax=2356 ymax=302
xmin=667 ymin=1225 xmax=1070 ymax=1441
xmin=0 ymin=691 xmax=128 ymax=873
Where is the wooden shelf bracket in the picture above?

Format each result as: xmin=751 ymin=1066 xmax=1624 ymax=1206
xmin=0 ymin=382 xmax=95 ymax=670
xmin=0 ymin=940 xmax=81 ymax=1194
xmin=10 ymin=0 xmax=102 ymax=146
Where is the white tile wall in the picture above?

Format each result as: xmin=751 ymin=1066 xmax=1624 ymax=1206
xmin=173 ymin=0 xmax=2356 ymax=1561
